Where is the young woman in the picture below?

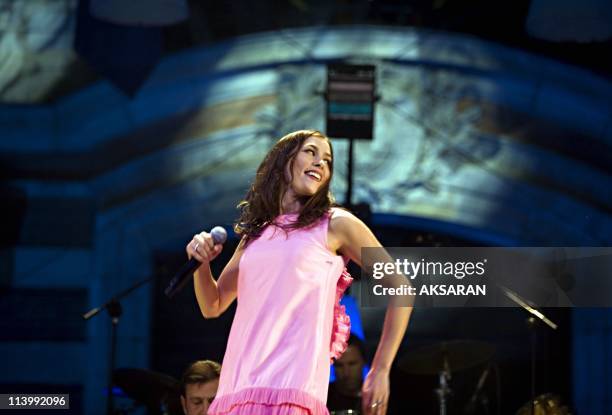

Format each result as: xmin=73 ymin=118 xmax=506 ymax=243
xmin=186 ymin=130 xmax=411 ymax=415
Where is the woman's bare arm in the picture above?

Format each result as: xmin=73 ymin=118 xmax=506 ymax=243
xmin=330 ymin=211 xmax=412 ymax=414
xmin=189 ymin=235 xmax=244 ymax=319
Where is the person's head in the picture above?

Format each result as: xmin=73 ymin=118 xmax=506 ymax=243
xmin=333 ymin=335 xmax=366 ymax=396
xmin=179 ymin=360 xmax=221 ymax=415
xmin=235 ymin=130 xmax=335 ymax=243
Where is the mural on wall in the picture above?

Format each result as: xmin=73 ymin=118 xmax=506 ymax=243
xmin=0 ymin=0 xmax=79 ymax=103
xmin=264 ymin=56 xmax=610 ymax=245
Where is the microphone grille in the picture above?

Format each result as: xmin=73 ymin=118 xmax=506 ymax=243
xmin=210 ymin=226 xmax=228 ymax=245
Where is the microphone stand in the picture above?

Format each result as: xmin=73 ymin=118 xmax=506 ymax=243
xmin=82 ymin=276 xmax=155 ymax=415
xmin=500 ymin=286 xmax=558 ymax=415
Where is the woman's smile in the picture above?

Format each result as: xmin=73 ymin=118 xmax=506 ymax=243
xmin=288 ymin=136 xmax=332 ymax=196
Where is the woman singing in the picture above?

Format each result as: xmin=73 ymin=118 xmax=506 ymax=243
xmin=186 ymin=130 xmax=412 ymax=415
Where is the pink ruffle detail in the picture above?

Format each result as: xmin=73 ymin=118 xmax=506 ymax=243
xmin=329 ymin=268 xmax=354 ymax=363
xmin=208 ymin=387 xmax=329 ymax=415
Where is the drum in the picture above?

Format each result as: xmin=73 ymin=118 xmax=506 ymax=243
xmin=515 ymin=393 xmax=572 ymax=415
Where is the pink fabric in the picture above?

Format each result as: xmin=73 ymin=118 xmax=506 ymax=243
xmin=209 ymin=388 xmax=324 ymax=415
xmin=218 ymin=403 xmax=310 ymax=415
xmin=209 ymin=209 xmax=351 ymax=415
xmin=330 ymin=269 xmax=353 ymax=363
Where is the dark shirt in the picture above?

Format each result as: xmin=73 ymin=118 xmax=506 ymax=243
xmin=327 ymin=382 xmax=361 ymax=413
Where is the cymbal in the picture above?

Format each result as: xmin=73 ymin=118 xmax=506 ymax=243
xmin=398 ymin=340 xmax=495 ymax=375
xmin=113 ymin=368 xmax=179 ymax=409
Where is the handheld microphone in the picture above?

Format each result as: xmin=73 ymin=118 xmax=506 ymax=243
xmin=165 ymin=226 xmax=227 ymax=299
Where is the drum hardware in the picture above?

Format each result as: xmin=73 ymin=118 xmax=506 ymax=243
xmin=399 ymin=340 xmax=495 ymax=415
xmin=515 ymin=393 xmax=572 ymax=415
xmin=501 ymin=286 xmax=558 ymax=414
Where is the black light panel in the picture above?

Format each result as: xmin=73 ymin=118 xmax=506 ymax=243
xmin=326 ymin=64 xmax=376 ymax=140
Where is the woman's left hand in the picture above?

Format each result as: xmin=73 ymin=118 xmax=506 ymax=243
xmin=361 ymin=367 xmax=390 ymax=415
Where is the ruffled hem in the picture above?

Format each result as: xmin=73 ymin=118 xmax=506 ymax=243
xmin=208 ymin=387 xmax=329 ymax=415
xmin=329 ymin=268 xmax=354 ymax=362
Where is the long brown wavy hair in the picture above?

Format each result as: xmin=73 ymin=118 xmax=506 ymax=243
xmin=234 ymin=130 xmax=335 ymax=245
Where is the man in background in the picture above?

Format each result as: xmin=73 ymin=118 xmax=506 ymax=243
xmin=327 ymin=335 xmax=367 ymax=413
xmin=180 ymin=360 xmax=221 ymax=415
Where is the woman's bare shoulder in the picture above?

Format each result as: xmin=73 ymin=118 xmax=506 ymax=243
xmin=329 ymin=207 xmax=361 ymax=235
xmin=329 ymin=206 xmax=358 ymax=220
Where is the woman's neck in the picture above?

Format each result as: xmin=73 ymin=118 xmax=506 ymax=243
xmin=280 ymin=191 xmax=301 ymax=215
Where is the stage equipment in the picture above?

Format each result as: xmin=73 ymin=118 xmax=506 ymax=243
xmin=325 ymin=64 xmax=376 ymax=206
xmin=515 ymin=393 xmax=572 ymax=415
xmin=399 ymin=340 xmax=495 ymax=415
xmin=501 ymin=286 xmax=559 ymax=415
xmin=113 ymin=368 xmax=182 ymax=415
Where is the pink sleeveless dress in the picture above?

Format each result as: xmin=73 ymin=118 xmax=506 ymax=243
xmin=208 ymin=209 xmax=353 ymax=415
